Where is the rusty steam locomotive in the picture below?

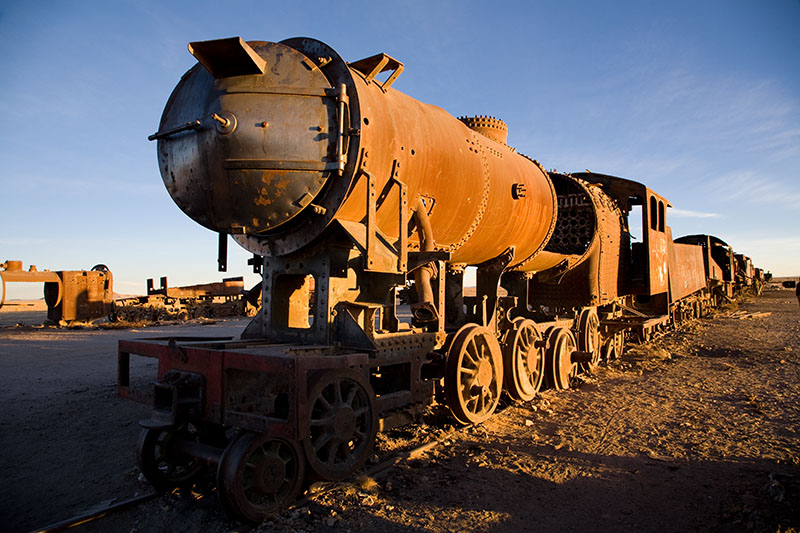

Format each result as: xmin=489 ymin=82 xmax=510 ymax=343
xmin=117 ymin=37 xmax=764 ymax=521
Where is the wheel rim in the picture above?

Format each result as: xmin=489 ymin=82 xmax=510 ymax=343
xmin=136 ymin=425 xmax=205 ymax=492
xmin=445 ymin=325 xmax=503 ymax=424
xmin=302 ymin=370 xmax=377 ymax=481
xmin=545 ymin=327 xmax=578 ymax=390
xmin=217 ymin=432 xmax=304 ymax=522
xmin=503 ymin=318 xmax=544 ymax=402
xmin=601 ymin=340 xmax=614 ymax=363
xmin=577 ymin=308 xmax=601 ymax=373
xmin=614 ymin=331 xmax=625 ymax=358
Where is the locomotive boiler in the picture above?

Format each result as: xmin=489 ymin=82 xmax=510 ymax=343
xmin=118 ymin=36 xmax=763 ymax=522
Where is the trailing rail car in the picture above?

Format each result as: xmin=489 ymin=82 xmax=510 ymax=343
xmin=117 ymin=36 xmax=764 ymax=521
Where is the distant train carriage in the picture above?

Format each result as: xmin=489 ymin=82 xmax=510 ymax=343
xmin=674 ymin=234 xmax=737 ymax=304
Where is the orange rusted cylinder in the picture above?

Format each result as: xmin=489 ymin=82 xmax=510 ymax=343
xmin=156 ymin=38 xmax=557 ymax=271
xmin=336 ymin=81 xmax=557 ymax=269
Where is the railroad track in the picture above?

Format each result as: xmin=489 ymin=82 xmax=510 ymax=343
xmin=29 ymin=423 xmax=462 ymax=533
xmin=31 ymin=493 xmax=158 ymax=533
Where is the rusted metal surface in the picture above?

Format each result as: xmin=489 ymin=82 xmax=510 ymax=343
xmin=569 ymin=173 xmax=672 ymax=297
xmin=527 ymin=173 xmax=627 ymax=310
xmin=674 ymin=234 xmax=737 ymax=303
xmin=1 ymin=260 xmax=112 ymax=323
xmin=156 ymin=37 xmax=557 ymax=271
xmin=52 ymin=269 xmax=114 ymax=323
xmin=667 ymin=231 xmax=707 ymax=302
xmin=147 ymin=276 xmax=245 ymax=298
xmin=0 ymin=260 xmax=62 ymax=310
xmin=115 ymin=276 xmax=257 ymax=322
xmin=735 ymin=253 xmax=755 ymax=287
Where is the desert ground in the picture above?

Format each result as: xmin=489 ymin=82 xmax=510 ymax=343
xmin=1 ymin=286 xmax=798 ymax=532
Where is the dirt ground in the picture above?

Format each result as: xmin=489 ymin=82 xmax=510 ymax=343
xmin=1 ymin=288 xmax=799 ymax=532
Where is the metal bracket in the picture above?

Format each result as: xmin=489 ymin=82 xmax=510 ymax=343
xmin=336 ymin=83 xmax=350 ymax=174
xmin=188 ymin=37 xmax=267 ymax=79
xmin=475 ymin=247 xmax=516 ymax=331
xmin=349 ymin=53 xmax=404 ymax=91
xmin=217 ymin=233 xmax=228 ymax=272
xmin=357 ymin=168 xmax=410 ymax=273
xmin=389 ymin=162 xmax=408 ymax=272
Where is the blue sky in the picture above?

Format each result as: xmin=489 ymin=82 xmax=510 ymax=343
xmin=1 ymin=0 xmax=798 ymax=299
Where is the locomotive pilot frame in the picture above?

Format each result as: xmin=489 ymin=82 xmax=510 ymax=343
xmin=118 ymin=36 xmax=763 ymax=521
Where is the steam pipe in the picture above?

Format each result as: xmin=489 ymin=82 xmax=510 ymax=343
xmin=411 ymin=198 xmax=437 ymax=321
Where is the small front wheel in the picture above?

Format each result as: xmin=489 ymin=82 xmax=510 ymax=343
xmin=217 ymin=432 xmax=305 ymax=522
xmin=136 ymin=425 xmax=205 ymax=493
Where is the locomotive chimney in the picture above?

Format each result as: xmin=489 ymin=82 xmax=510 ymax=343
xmin=458 ymin=115 xmax=509 ymax=145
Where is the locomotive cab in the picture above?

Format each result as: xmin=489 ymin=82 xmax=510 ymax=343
xmin=569 ymin=173 xmax=671 ymax=301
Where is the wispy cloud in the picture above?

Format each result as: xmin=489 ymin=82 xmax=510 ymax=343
xmin=582 ymin=64 xmax=800 ymax=167
xmin=669 ymin=208 xmax=719 ymax=219
xmin=711 ymin=171 xmax=800 ymax=210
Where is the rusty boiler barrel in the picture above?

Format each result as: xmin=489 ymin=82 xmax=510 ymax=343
xmin=154 ymin=37 xmax=557 ymax=271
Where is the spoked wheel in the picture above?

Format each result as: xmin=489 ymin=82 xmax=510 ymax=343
xmin=603 ymin=331 xmax=625 ymax=362
xmin=136 ymin=423 xmax=206 ymax=492
xmin=445 ymin=324 xmax=504 ymax=424
xmin=613 ymin=331 xmax=625 ymax=359
xmin=637 ymin=327 xmax=651 ymax=344
xmin=544 ymin=327 xmax=578 ymax=390
xmin=502 ymin=318 xmax=544 ymax=402
xmin=302 ymin=369 xmax=377 ymax=481
xmin=577 ymin=308 xmax=601 ymax=373
xmin=217 ymin=432 xmax=305 ymax=522
xmin=601 ymin=334 xmax=615 ymax=363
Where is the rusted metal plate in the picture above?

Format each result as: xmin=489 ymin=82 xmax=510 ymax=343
xmin=1 ymin=260 xmax=112 ymax=322
xmin=0 ymin=260 xmax=61 ymax=309
xmin=157 ymin=41 xmax=337 ymax=237
xmin=188 ymin=37 xmax=266 ymax=79
xmin=51 ymin=270 xmax=114 ymax=322
xmin=527 ymin=173 xmax=627 ymax=310
xmin=147 ymin=276 xmax=245 ymax=298
xmin=119 ymin=336 xmax=370 ymax=441
xmin=668 ymin=232 xmax=706 ymax=302
xmin=571 ymin=173 xmax=672 ymax=297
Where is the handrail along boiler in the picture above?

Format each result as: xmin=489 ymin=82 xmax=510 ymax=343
xmin=117 ymin=37 xmax=764 ymax=521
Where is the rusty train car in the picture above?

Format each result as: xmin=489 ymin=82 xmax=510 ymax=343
xmin=117 ymin=37 xmax=763 ymax=521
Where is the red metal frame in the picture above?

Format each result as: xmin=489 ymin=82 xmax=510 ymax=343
xmin=118 ymin=337 xmax=369 ymax=441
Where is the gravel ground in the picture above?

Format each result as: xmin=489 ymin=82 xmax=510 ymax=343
xmin=1 ymin=288 xmax=798 ymax=532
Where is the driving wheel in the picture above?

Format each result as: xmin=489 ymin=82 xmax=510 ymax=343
xmin=544 ymin=327 xmax=578 ymax=390
xmin=613 ymin=331 xmax=625 ymax=359
xmin=577 ymin=308 xmax=601 ymax=373
xmin=445 ymin=325 xmax=504 ymax=424
xmin=502 ymin=318 xmax=544 ymax=402
xmin=302 ymin=369 xmax=377 ymax=481
xmin=217 ymin=432 xmax=305 ymax=522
